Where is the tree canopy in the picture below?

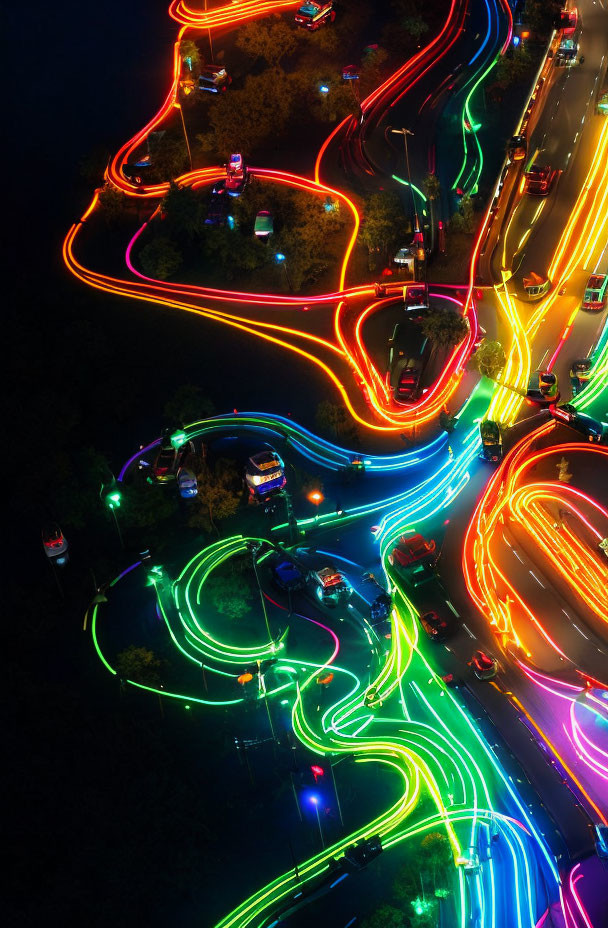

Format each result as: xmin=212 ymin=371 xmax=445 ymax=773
xmin=469 ymin=339 xmax=506 ymax=380
xmin=360 ymin=191 xmax=410 ymax=258
xmin=235 ymin=18 xmax=297 ymax=65
xmin=189 ymin=458 xmax=242 ymax=534
xmin=419 ymin=307 xmax=469 ymax=352
xmin=116 ymin=646 xmax=165 ymax=687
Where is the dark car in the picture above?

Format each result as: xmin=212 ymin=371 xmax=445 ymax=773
xmin=418 ymin=611 xmax=451 ymax=642
xmin=551 ymin=404 xmax=607 ymax=443
xmin=507 ymin=135 xmax=527 ymax=162
xmin=388 ymin=323 xmax=426 ymax=402
xmin=270 ymin=557 xmax=305 ymax=592
xmin=479 ymin=420 xmax=502 ymax=463
xmin=524 ymin=163 xmax=558 ymax=196
xmin=526 ymin=370 xmax=559 ymax=405
xmin=42 ymin=523 xmax=69 ymax=563
xmin=569 ymin=358 xmax=593 ymax=395
xmin=153 ymin=440 xmax=194 ymax=483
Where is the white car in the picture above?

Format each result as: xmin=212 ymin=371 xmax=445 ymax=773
xmin=177 ymin=467 xmax=198 ymax=499
xmin=394 ymin=246 xmax=416 ymax=265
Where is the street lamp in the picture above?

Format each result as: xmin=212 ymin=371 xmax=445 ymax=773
xmin=102 ymin=484 xmax=124 ymax=548
xmin=274 ymin=252 xmax=293 ymax=291
xmin=309 ymin=794 xmax=325 ymax=848
xmin=390 ymin=128 xmax=423 ymax=249
xmin=173 ymin=102 xmax=193 ymax=171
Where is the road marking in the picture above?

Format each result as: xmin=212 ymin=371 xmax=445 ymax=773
xmin=446 ymin=600 xmax=460 ymax=617
xmin=529 ymin=570 xmax=545 ymax=588
xmin=572 ymin=623 xmax=589 ymax=640
xmin=513 ymin=549 xmax=524 ymax=563
xmin=561 ymin=609 xmax=570 ymax=618
xmin=462 ymin=624 xmax=476 ymax=639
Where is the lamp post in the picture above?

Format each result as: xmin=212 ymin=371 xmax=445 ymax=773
xmin=274 ymin=253 xmax=293 ymax=291
xmin=173 ymin=102 xmax=193 ymax=171
xmin=248 ymin=542 xmax=272 ymax=642
xmin=309 ymin=795 xmax=325 ymax=848
xmin=102 ymin=485 xmax=124 ymax=548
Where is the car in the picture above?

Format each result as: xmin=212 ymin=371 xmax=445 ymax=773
xmin=479 ymin=420 xmax=502 ymax=463
xmin=270 ymin=557 xmax=305 ymax=592
xmin=526 ymin=370 xmax=559 ymax=405
xmin=556 ymin=7 xmax=578 ymax=36
xmin=342 ymin=65 xmax=359 ymax=81
xmin=524 ymin=163 xmax=558 ymax=195
xmin=388 ymin=533 xmax=436 ymax=568
xmin=597 ymin=90 xmax=608 ymax=115
xmin=523 ymin=273 xmax=550 ymax=300
xmin=569 ymin=358 xmax=593 ymax=395
xmin=418 ymin=610 xmax=451 ymax=642
xmin=254 ymin=210 xmax=273 ymax=239
xmin=205 ymin=191 xmax=229 ymax=226
xmin=388 ymin=323 xmax=426 ymax=403
xmin=557 ymin=37 xmax=578 ymax=64
xmin=227 ymin=153 xmax=244 ymax=175
xmin=153 ymin=439 xmax=194 ymax=483
xmin=343 ymin=836 xmax=382 ymax=872
xmin=177 ymin=466 xmax=198 ymax=498
xmin=122 ymin=155 xmax=153 ymax=185
xmin=551 ymin=404 xmax=608 ymax=443
xmin=309 ymin=566 xmax=351 ymax=605
xmin=581 ymin=274 xmax=608 ymax=311
xmin=294 ymin=1 xmax=336 ymax=30
xmin=394 ymin=245 xmax=416 ymax=266
xmin=225 ymin=173 xmax=248 ymax=198
xmin=470 ymin=649 xmax=498 ymax=680
xmin=507 ymin=135 xmax=527 ymax=162
xmin=404 ymin=284 xmax=428 ymax=310
xmin=245 ymin=449 xmax=286 ymax=498
xmin=198 ymin=65 xmax=231 ymax=93
xmin=42 ymin=523 xmax=68 ymax=561
xmin=152 ymin=444 xmax=178 ymax=482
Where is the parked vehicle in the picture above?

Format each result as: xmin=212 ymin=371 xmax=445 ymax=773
xmin=551 ymin=404 xmax=608 ymax=443
xmin=388 ymin=323 xmax=426 ymax=403
xmin=294 ymin=1 xmax=336 ymax=30
xmin=479 ymin=420 xmax=503 ymax=463
xmin=507 ymin=134 xmax=527 ymax=162
xmin=42 ymin=523 xmax=69 ymax=564
xmin=523 ymin=272 xmax=550 ymax=300
xmin=569 ymin=358 xmax=593 ymax=396
xmin=245 ymin=449 xmax=286 ymax=498
xmin=388 ymin=534 xmax=437 ymax=586
xmin=526 ymin=370 xmax=559 ymax=405
xmin=309 ymin=566 xmax=351 ymax=605
xmin=270 ymin=556 xmax=305 ymax=592
xmin=198 ymin=65 xmax=231 ymax=93
xmin=582 ymin=274 xmax=608 ymax=311
xmin=470 ymin=649 xmax=498 ymax=680
xmin=418 ymin=610 xmax=452 ymax=642
xmin=177 ymin=467 xmax=198 ymax=498
xmin=524 ymin=158 xmax=558 ymax=195
xmin=254 ymin=211 xmax=273 ymax=239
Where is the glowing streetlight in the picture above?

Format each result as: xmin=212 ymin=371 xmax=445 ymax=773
xmin=307 ymin=490 xmax=324 ymax=505
xmin=309 ymin=794 xmax=325 ymax=848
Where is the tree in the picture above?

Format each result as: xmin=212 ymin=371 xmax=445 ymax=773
xmin=148 ymin=131 xmax=190 ymax=181
xmin=525 ymin=0 xmax=562 ymax=34
xmin=419 ymin=308 xmax=468 ymax=354
xmin=162 ymin=182 xmax=203 ymax=240
xmin=198 ymin=69 xmax=293 ymax=158
xmin=361 ymin=905 xmax=406 ymax=928
xmin=235 ymin=19 xmax=297 ymax=66
xmin=422 ymin=174 xmax=441 ymax=251
xmin=495 ymin=45 xmax=534 ymax=89
xmin=179 ymin=38 xmax=200 ymax=72
xmin=402 ymin=14 xmax=429 ymax=41
xmin=138 ymin=236 xmax=183 ymax=280
xmin=206 ymin=574 xmax=253 ymax=619
xmin=315 ymin=401 xmax=359 ymax=445
xmin=98 ymin=186 xmax=130 ymax=225
xmin=439 ymin=410 xmax=457 ymax=434
xmin=556 ymin=457 xmax=572 ymax=483
xmin=469 ymin=339 xmax=506 ymax=381
xmin=189 ymin=458 xmax=242 ymax=534
xmin=122 ymin=481 xmax=179 ymax=530
xmin=116 ymin=646 xmax=165 ymax=686
xmin=420 ymin=832 xmax=452 ymax=890
xmin=450 ymin=194 xmax=476 ymax=234
xmin=360 ymin=191 xmax=410 ymax=265
xmin=163 ymin=384 xmax=215 ymax=426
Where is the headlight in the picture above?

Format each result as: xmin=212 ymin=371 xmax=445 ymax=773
xmin=251 ymin=475 xmax=263 ymax=486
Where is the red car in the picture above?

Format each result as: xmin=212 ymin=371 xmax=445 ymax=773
xmin=524 ymin=164 xmax=558 ymax=196
xmin=558 ymin=7 xmax=578 ymax=37
xmin=388 ymin=533 xmax=436 ymax=568
xmin=582 ymin=274 xmax=608 ymax=312
xmin=418 ymin=611 xmax=451 ymax=642
xmin=470 ymin=650 xmax=498 ymax=680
